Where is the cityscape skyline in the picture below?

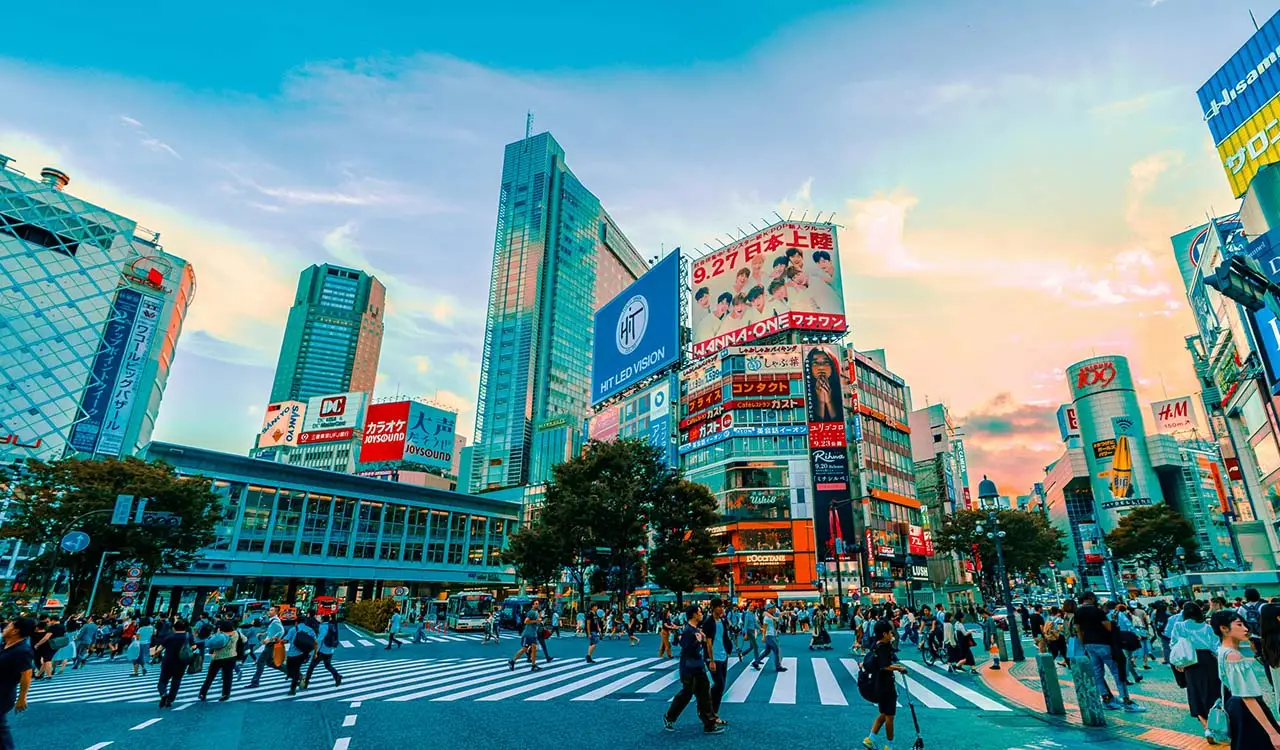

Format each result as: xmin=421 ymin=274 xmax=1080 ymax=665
xmin=1 ymin=0 xmax=1267 ymax=493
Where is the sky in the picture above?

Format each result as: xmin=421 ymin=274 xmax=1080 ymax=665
xmin=0 ymin=0 xmax=1266 ymax=493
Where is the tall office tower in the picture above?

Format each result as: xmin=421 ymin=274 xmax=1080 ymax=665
xmin=470 ymin=132 xmax=648 ymax=494
xmin=0 ymin=157 xmax=196 ymax=462
xmin=268 ymin=264 xmax=385 ymax=404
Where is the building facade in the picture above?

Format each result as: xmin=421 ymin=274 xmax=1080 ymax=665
xmin=0 ymin=158 xmax=195 ymax=463
xmin=469 ymin=132 xmax=648 ymax=496
xmin=268 ymin=264 xmax=385 ymax=404
xmin=139 ymin=443 xmax=517 ymax=616
xmin=909 ymin=402 xmax=973 ymax=596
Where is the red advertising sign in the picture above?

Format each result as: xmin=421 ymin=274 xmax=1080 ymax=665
xmin=963 ymin=487 xmax=972 ymax=509
xmin=808 ymin=422 xmax=847 ymax=449
xmin=684 ymin=388 xmax=723 ymax=415
xmin=358 ymin=401 xmax=411 ymax=463
xmin=923 ymin=530 xmax=935 ymax=557
xmin=298 ymin=427 xmax=355 ymax=445
xmin=1225 ymin=456 xmax=1244 ymax=481
xmin=732 ymin=380 xmax=791 ymax=397
xmin=724 ymin=397 xmax=804 ymax=411
xmin=1075 ymin=360 xmax=1117 ymax=390
xmin=1209 ymin=460 xmax=1232 ymax=515
xmin=908 ymin=525 xmax=928 ymax=556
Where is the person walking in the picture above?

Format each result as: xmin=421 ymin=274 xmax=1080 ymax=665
xmin=752 ymin=603 xmax=787 ymax=672
xmin=156 ymin=619 xmax=193 ymax=709
xmin=0 ymin=618 xmax=34 ymax=750
xmin=702 ymin=598 xmax=731 ymax=724
xmin=1213 ymin=610 xmax=1280 ymax=749
xmin=536 ymin=610 xmax=554 ymax=664
xmin=247 ymin=606 xmax=286 ymax=688
xmin=1169 ymin=602 xmax=1222 ymax=741
xmin=284 ymin=616 xmax=318 ymax=696
xmin=737 ymin=604 xmax=760 ymax=664
xmin=304 ymin=615 xmax=343 ymax=689
xmin=585 ymin=604 xmax=603 ymax=664
xmin=129 ymin=617 xmax=154 ymax=677
xmin=864 ymin=619 xmax=908 ymax=750
xmin=1075 ymin=592 xmax=1145 ymax=713
xmin=385 ymin=607 xmax=403 ymax=650
xmin=198 ymin=620 xmax=243 ymax=702
xmin=72 ymin=617 xmax=97 ymax=670
xmin=663 ymin=605 xmax=724 ymax=735
xmin=980 ymin=609 xmax=1001 ymax=671
xmin=658 ymin=607 xmax=676 ymax=659
xmin=507 ymin=600 xmax=543 ymax=672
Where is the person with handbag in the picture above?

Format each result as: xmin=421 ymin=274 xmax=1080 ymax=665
xmin=949 ymin=611 xmax=977 ymax=674
xmin=198 ymin=620 xmax=243 ymax=702
xmin=1213 ymin=610 xmax=1280 ymax=748
xmin=129 ymin=618 xmax=154 ymax=677
xmin=246 ymin=606 xmax=286 ymax=689
xmin=284 ymin=616 xmax=319 ymax=696
xmin=156 ymin=619 xmax=194 ymax=709
xmin=1169 ymin=602 xmax=1222 ymax=742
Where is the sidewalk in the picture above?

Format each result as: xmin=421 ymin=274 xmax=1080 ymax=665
xmin=980 ymin=651 xmax=1211 ymax=750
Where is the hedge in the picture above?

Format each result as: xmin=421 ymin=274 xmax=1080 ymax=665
xmin=345 ymin=597 xmax=401 ymax=632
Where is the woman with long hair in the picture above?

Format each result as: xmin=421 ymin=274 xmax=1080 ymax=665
xmin=1213 ymin=610 xmax=1280 ymax=748
xmin=1256 ymin=603 xmax=1280 ymax=733
xmin=1171 ymin=602 xmax=1222 ymax=741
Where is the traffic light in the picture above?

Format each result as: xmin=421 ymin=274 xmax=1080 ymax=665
xmin=1203 ymin=255 xmax=1280 ymax=312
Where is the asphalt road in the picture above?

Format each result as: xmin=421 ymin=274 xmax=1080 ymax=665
xmin=13 ymin=629 xmax=1152 ymax=750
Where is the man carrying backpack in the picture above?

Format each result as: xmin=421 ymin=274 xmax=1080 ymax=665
xmin=1239 ymin=587 xmax=1265 ymax=655
xmin=861 ymin=620 xmax=908 ymax=750
xmin=284 ymin=616 xmax=318 ymax=696
xmin=304 ymin=614 xmax=343 ymax=689
xmin=198 ymin=620 xmax=243 ymax=702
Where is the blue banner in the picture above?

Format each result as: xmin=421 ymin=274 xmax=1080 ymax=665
xmin=1198 ymin=11 xmax=1280 ymax=145
xmin=68 ymin=289 xmax=142 ymax=452
xmin=1248 ymin=230 xmax=1280 ymax=394
xmin=677 ymin=423 xmax=807 ymax=455
xmin=591 ymin=251 xmax=680 ymax=405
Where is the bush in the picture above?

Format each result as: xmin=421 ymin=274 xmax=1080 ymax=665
xmin=344 ymin=598 xmax=401 ymax=632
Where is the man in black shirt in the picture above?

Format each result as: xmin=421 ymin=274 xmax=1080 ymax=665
xmin=0 ymin=617 xmax=33 ymax=750
xmin=663 ymin=605 xmax=723 ymax=735
xmin=157 ymin=619 xmax=193 ymax=708
xmin=864 ymin=619 xmax=907 ymax=750
xmin=1028 ymin=605 xmax=1046 ymax=652
xmin=1074 ymin=592 xmax=1144 ymax=713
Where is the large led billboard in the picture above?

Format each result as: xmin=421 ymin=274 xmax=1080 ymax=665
xmin=591 ymin=251 xmax=680 ymax=406
xmin=689 ymin=221 xmax=845 ymax=359
xmin=299 ymin=391 xmax=368 ymax=445
xmin=359 ymin=401 xmax=410 ymax=463
xmin=1198 ymin=11 xmax=1280 ymax=196
xmin=359 ymin=400 xmax=457 ymax=472
xmin=803 ymin=344 xmax=854 ymax=564
xmin=257 ymin=400 xmax=307 ymax=449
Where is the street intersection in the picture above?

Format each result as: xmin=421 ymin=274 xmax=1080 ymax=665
xmin=15 ymin=631 xmax=1155 ymax=750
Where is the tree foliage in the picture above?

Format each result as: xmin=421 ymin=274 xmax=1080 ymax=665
xmin=647 ymin=480 xmax=719 ymax=607
xmin=0 ymin=457 xmax=220 ymax=613
xmin=502 ymin=438 xmax=712 ymax=608
xmin=1104 ymin=504 xmax=1199 ymax=576
xmin=934 ymin=509 xmax=1068 ymax=583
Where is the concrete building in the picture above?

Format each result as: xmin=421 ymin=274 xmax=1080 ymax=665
xmin=268 ymin=264 xmax=385 ymax=404
xmin=469 ymin=132 xmax=647 ymax=497
xmin=0 ymin=157 xmax=195 ymax=463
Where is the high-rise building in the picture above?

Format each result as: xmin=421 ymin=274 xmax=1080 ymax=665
xmin=909 ymin=402 xmax=975 ymax=596
xmin=470 ymin=132 xmax=647 ymax=494
xmin=268 ymin=264 xmax=385 ymax=404
xmin=0 ymin=157 xmax=195 ymax=463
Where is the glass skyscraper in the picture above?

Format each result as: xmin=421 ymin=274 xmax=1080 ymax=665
xmin=268 ymin=264 xmax=385 ymax=403
xmin=0 ymin=157 xmax=195 ymax=462
xmin=470 ymin=132 xmax=647 ymax=494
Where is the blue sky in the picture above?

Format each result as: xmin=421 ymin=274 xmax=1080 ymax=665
xmin=0 ymin=0 xmax=1267 ymax=490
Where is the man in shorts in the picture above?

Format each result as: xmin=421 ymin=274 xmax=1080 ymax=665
xmin=585 ymin=604 xmax=603 ymax=663
xmin=508 ymin=600 xmax=543 ymax=672
xmin=865 ymin=620 xmax=908 ymax=750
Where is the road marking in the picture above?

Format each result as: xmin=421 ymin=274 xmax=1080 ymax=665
xmin=357 ymin=639 xmax=375 ymax=647
xmin=900 ymin=661 xmax=1010 ymax=711
xmin=350 ymin=701 xmax=361 ymax=708
xmin=724 ymin=656 xmax=769 ymax=703
xmin=389 ymin=658 xmax=602 ymax=702
xmin=130 ymin=718 xmax=163 ymax=731
xmin=333 ymin=739 xmax=351 ymax=750
xmin=342 ymin=715 xmax=357 ymax=727
xmin=474 ymin=660 xmax=629 ymax=702
xmin=341 ymin=641 xmax=355 ymax=648
xmin=899 ymin=674 xmax=956 ymax=709
xmin=527 ymin=658 xmax=659 ymax=701
xmin=811 ymin=658 xmax=846 ymax=706
xmin=572 ymin=670 xmax=650 ymax=701
xmin=636 ymin=666 xmax=682 ymax=694
xmin=174 ymin=702 xmax=193 ymax=711
xmin=769 ymin=658 xmax=798 ymax=704
xmin=84 ymin=744 xmax=113 ymax=750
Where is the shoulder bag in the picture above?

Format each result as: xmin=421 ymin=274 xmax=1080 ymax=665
xmin=1207 ymin=671 xmax=1230 ymax=744
xmin=1168 ymin=637 xmax=1197 ymax=669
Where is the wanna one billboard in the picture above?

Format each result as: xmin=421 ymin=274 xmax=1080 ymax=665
xmin=689 ymin=221 xmax=845 ymax=360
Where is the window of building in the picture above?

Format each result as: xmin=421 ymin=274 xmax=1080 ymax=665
xmin=300 ymin=494 xmax=331 ymax=556
xmin=404 ymin=508 xmax=429 ymax=563
xmin=427 ymin=510 xmax=450 ymax=564
xmin=468 ymin=516 xmax=488 ymax=566
xmin=380 ymin=505 xmax=406 ymax=561
xmin=210 ymin=480 xmax=243 ymax=552
xmin=352 ymin=501 xmax=381 ymax=559
xmin=327 ymin=497 xmax=355 ymax=558
xmin=237 ymin=485 xmax=275 ymax=553
xmin=269 ymin=489 xmax=306 ymax=555
xmin=738 ymin=529 xmax=792 ymax=551
xmin=741 ymin=562 xmax=794 ymax=585
xmin=448 ymin=513 xmax=468 ymax=565
xmin=487 ymin=519 xmax=507 ymax=566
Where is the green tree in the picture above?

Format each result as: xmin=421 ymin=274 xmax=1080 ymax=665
xmin=501 ymin=523 xmax=566 ymax=592
xmin=0 ymin=457 xmax=220 ymax=613
xmin=647 ymin=480 xmax=719 ymax=607
xmin=1104 ymin=504 xmax=1199 ymax=577
xmin=934 ymin=509 xmax=1068 ymax=593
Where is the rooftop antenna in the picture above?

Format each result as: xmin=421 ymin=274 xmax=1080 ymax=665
xmin=525 ymin=110 xmax=534 ymax=139
xmin=800 ymin=209 xmax=809 ymax=222
xmin=773 ymin=211 xmax=785 ymax=224
xmin=1159 ymin=371 xmax=1169 ymax=399
xmin=787 ymin=208 xmax=796 ymax=220
xmin=1251 ymin=9 xmax=1260 ymax=30
xmin=748 ymin=221 xmax=760 ymax=232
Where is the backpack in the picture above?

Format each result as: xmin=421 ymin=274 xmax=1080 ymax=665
xmin=292 ymin=628 xmax=317 ymax=654
xmin=197 ymin=622 xmax=213 ymax=640
xmin=1244 ymin=602 xmax=1263 ymax=636
xmin=123 ymin=623 xmax=138 ymax=640
xmin=856 ymin=648 xmax=880 ymax=704
xmin=206 ymin=632 xmax=229 ymax=651
xmin=323 ymin=624 xmax=339 ymax=648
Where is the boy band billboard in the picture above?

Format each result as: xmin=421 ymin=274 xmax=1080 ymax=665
xmin=689 ymin=222 xmax=846 ymax=359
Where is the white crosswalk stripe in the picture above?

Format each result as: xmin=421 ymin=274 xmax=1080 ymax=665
xmin=30 ymin=654 xmax=1014 ymax=710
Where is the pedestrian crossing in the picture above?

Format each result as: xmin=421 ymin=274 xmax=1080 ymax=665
xmin=340 ymin=631 xmax=486 ymax=648
xmin=26 ymin=653 xmax=1014 ymax=711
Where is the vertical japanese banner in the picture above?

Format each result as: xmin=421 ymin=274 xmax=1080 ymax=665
xmin=95 ymin=292 xmax=163 ymax=456
xmin=68 ymin=288 xmax=143 ymax=452
xmin=359 ymin=401 xmax=412 ymax=463
xmin=804 ymin=344 xmax=853 ymax=562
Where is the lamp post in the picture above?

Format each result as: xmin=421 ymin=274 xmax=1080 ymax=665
xmin=725 ymin=544 xmax=736 ymax=603
xmin=977 ymin=476 xmax=1025 ymax=662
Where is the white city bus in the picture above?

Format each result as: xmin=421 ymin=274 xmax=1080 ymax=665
xmin=445 ymin=591 xmax=495 ymax=631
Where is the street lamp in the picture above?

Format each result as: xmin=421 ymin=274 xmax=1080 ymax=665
xmin=977 ymin=476 xmax=1025 ymax=662
xmin=725 ymin=544 xmax=736 ymax=603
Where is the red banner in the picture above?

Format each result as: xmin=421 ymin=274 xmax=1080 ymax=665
xmin=359 ymin=401 xmax=411 ymax=463
xmin=298 ymin=427 xmax=354 ymax=445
